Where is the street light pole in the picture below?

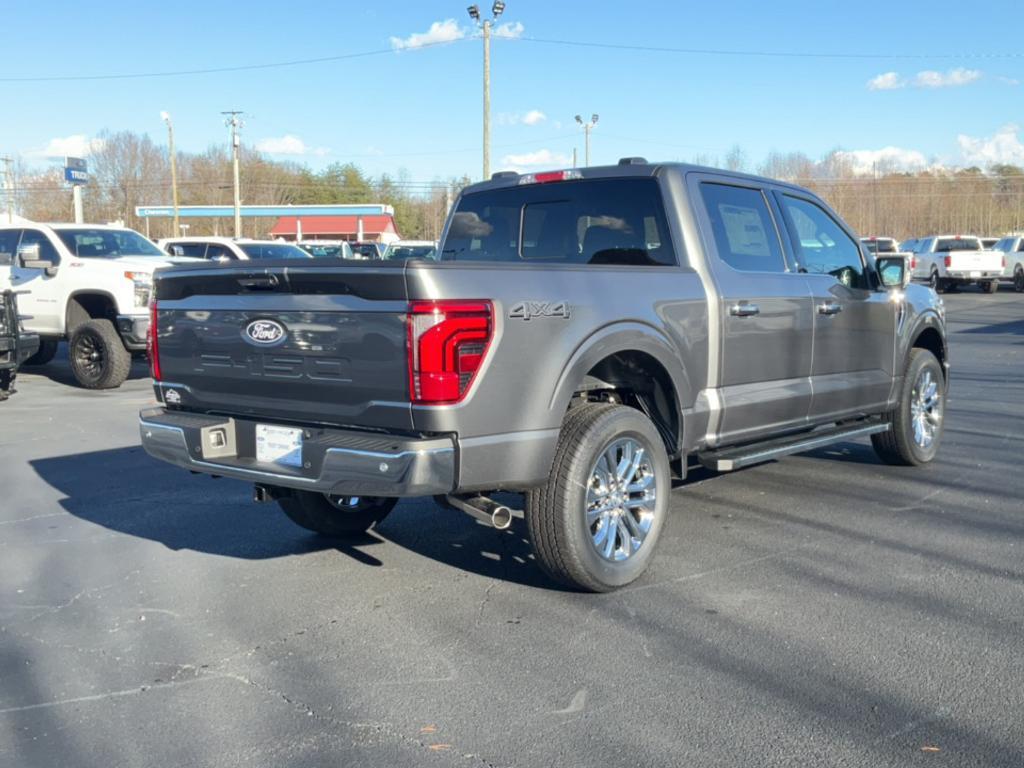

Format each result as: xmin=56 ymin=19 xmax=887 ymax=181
xmin=161 ymin=112 xmax=180 ymax=236
xmin=222 ymin=111 xmax=244 ymax=238
xmin=575 ymin=113 xmax=599 ymax=167
xmin=468 ymin=2 xmax=506 ymax=180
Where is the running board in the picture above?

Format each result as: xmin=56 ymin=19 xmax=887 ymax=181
xmin=698 ymin=421 xmax=889 ymax=472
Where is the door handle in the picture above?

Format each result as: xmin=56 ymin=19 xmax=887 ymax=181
xmin=817 ymin=301 xmax=843 ymax=315
xmin=728 ymin=303 xmax=760 ymax=317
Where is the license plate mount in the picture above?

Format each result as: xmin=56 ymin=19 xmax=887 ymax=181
xmin=255 ymin=424 xmax=303 ymax=468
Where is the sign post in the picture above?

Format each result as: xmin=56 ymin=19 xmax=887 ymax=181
xmin=64 ymin=157 xmax=88 ymax=224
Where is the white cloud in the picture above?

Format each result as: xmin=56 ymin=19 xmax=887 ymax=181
xmin=30 ymin=134 xmax=104 ymax=158
xmin=867 ymin=72 xmax=904 ymax=91
xmin=913 ymin=68 xmax=982 ymax=88
xmin=256 ymin=135 xmax=329 ymax=156
xmin=390 ymin=19 xmax=465 ymax=50
xmin=521 ymin=109 xmax=546 ymax=126
xmin=499 ymin=148 xmax=572 ymax=173
xmin=493 ymin=20 xmax=524 ymax=39
xmin=957 ymin=124 xmax=1024 ymax=166
xmin=867 ymin=68 xmax=983 ymax=91
xmin=834 ymin=147 xmax=929 ymax=175
xmin=497 ymin=109 xmax=547 ymax=126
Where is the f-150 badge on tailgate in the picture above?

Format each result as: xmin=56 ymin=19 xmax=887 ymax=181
xmin=509 ymin=301 xmax=570 ymax=321
xmin=244 ymin=319 xmax=287 ymax=344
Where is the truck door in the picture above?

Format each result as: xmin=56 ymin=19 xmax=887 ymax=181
xmin=691 ymin=177 xmax=814 ymax=446
xmin=773 ymin=191 xmax=897 ymax=420
xmin=10 ymin=229 xmax=64 ymax=335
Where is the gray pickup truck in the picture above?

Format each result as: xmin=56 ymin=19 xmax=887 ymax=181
xmin=140 ymin=161 xmax=949 ymax=591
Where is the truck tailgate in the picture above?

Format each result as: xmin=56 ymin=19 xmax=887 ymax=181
xmin=947 ymin=250 xmax=1002 ymax=272
xmin=153 ymin=262 xmax=413 ymax=430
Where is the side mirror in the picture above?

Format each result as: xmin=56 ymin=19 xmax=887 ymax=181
xmin=876 ymin=255 xmax=910 ymax=289
xmin=17 ymin=244 xmax=58 ymax=276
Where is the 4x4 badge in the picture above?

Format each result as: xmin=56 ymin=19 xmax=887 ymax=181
xmin=509 ymin=301 xmax=570 ymax=321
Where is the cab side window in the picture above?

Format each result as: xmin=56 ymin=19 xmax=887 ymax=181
xmin=0 ymin=230 xmax=20 ymax=266
xmin=700 ymin=183 xmax=786 ymax=273
xmin=205 ymin=244 xmax=234 ymax=261
xmin=18 ymin=229 xmax=61 ymax=265
xmin=778 ymin=195 xmax=868 ymax=289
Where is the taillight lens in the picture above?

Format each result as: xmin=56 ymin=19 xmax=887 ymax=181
xmin=944 ymin=255 xmax=952 ymax=268
xmin=148 ymin=300 xmax=162 ymax=382
xmin=910 ymin=256 xmax=916 ymax=270
xmin=407 ymin=300 xmax=493 ymax=404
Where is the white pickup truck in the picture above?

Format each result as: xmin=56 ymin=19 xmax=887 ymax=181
xmin=0 ymin=223 xmax=198 ymax=389
xmin=910 ymin=235 xmax=1004 ymax=294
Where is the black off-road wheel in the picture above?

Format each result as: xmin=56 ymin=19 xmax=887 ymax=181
xmin=278 ymin=491 xmax=397 ymax=536
xmin=23 ymin=337 xmax=59 ymax=366
xmin=872 ymin=349 xmax=946 ymax=466
xmin=68 ymin=320 xmax=132 ymax=389
xmin=526 ymin=403 xmax=671 ymax=592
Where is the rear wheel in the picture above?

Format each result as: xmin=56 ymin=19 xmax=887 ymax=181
xmin=526 ymin=403 xmax=671 ymax=592
xmin=278 ymin=491 xmax=397 ymax=536
xmin=68 ymin=320 xmax=131 ymax=389
xmin=872 ymin=349 xmax=945 ymax=466
xmin=982 ymin=280 xmax=999 ymax=294
xmin=23 ymin=337 xmax=58 ymax=366
xmin=1014 ymin=267 xmax=1024 ymax=293
xmin=928 ymin=270 xmax=939 ymax=291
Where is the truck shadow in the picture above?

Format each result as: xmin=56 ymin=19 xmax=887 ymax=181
xmin=28 ymin=445 xmax=560 ymax=589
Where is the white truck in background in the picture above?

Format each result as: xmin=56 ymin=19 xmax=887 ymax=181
xmin=910 ymin=235 xmax=1004 ymax=294
xmin=993 ymin=235 xmax=1024 ymax=292
xmin=0 ymin=223 xmax=199 ymax=389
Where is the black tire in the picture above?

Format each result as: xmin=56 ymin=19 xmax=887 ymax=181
xmin=871 ymin=349 xmax=946 ymax=466
xmin=23 ymin=337 xmax=58 ymax=366
xmin=68 ymin=319 xmax=132 ymax=389
xmin=525 ymin=403 xmax=671 ymax=592
xmin=982 ymin=280 xmax=999 ymax=294
xmin=941 ymin=280 xmax=958 ymax=294
xmin=0 ymin=369 xmax=13 ymax=400
xmin=928 ymin=270 xmax=939 ymax=291
xmin=277 ymin=491 xmax=397 ymax=536
xmin=1014 ymin=268 xmax=1024 ymax=293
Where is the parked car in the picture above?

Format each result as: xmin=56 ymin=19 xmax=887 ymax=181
xmin=158 ymin=237 xmax=312 ymax=261
xmin=140 ymin=160 xmax=948 ymax=592
xmin=899 ymin=238 xmax=919 ymax=254
xmin=0 ymin=223 xmax=199 ymax=389
xmin=350 ymin=242 xmax=386 ymax=260
xmin=0 ymin=289 xmax=40 ymax=401
xmin=980 ymin=237 xmax=999 ymax=249
xmin=296 ymin=240 xmax=355 ymax=260
xmin=910 ymin=235 xmax=1003 ymax=293
xmin=993 ymin=235 xmax=1024 ymax=292
xmin=382 ymin=240 xmax=438 ymax=261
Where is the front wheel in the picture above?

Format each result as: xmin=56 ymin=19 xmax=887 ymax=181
xmin=68 ymin=320 xmax=131 ymax=389
xmin=526 ymin=403 xmax=671 ymax=592
xmin=278 ymin=491 xmax=397 ymax=536
xmin=871 ymin=349 xmax=946 ymax=466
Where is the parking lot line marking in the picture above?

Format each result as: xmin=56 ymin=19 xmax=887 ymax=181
xmin=0 ymin=674 xmax=229 ymax=715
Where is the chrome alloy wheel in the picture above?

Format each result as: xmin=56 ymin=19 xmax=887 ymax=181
xmin=910 ymin=368 xmax=942 ymax=449
xmin=586 ymin=437 xmax=658 ymax=562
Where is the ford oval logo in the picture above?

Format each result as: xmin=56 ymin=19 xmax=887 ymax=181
xmin=244 ymin=319 xmax=286 ymax=345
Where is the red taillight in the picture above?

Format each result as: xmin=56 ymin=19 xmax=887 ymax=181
xmin=407 ymin=300 xmax=493 ymax=404
xmin=910 ymin=256 xmax=916 ymax=270
xmin=1002 ymin=255 xmax=1006 ymax=269
xmin=518 ymin=169 xmax=583 ymax=185
xmin=148 ymin=300 xmax=162 ymax=382
xmin=944 ymin=255 xmax=952 ymax=268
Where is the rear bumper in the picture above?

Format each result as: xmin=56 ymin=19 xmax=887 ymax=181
xmin=139 ymin=407 xmax=455 ymax=497
xmin=945 ymin=270 xmax=1001 ymax=280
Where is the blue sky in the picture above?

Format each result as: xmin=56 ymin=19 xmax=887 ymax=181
xmin=3 ymin=0 xmax=1023 ymax=182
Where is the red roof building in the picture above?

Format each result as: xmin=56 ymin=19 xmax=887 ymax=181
xmin=269 ymin=214 xmax=401 ymax=243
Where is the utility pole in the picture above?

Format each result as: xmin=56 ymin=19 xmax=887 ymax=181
xmin=1 ymin=155 xmax=13 ymax=224
xmin=161 ymin=112 xmax=180 ymax=236
xmin=467 ymin=2 xmax=506 ymax=180
xmin=222 ymin=111 xmax=244 ymax=237
xmin=575 ymin=114 xmax=599 ymax=167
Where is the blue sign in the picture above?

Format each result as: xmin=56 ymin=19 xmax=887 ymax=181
xmin=134 ymin=204 xmax=391 ymax=218
xmin=64 ymin=156 xmax=88 ymax=185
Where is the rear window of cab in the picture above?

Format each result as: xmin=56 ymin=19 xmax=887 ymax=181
xmin=440 ymin=178 xmax=676 ymax=266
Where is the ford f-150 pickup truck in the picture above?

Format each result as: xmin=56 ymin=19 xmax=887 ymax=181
xmin=910 ymin=235 xmax=1004 ymax=293
xmin=140 ymin=161 xmax=949 ymax=591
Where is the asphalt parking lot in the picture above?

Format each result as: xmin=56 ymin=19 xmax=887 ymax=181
xmin=1 ymin=290 xmax=1022 ymax=768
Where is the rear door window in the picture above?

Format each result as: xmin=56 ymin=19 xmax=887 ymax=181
xmin=205 ymin=244 xmax=235 ymax=261
xmin=699 ymin=183 xmax=786 ymax=273
xmin=441 ymin=178 xmax=676 ymax=266
xmin=0 ymin=230 xmax=20 ymax=265
xmin=169 ymin=242 xmax=208 ymax=259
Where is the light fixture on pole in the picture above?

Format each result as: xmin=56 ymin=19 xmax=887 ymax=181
xmin=466 ymin=2 xmax=509 ymax=180
xmin=575 ymin=113 xmax=599 ymax=167
xmin=160 ymin=111 xmax=180 ymax=236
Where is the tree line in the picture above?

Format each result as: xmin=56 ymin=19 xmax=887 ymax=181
xmin=9 ymin=130 xmax=1024 ymax=240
